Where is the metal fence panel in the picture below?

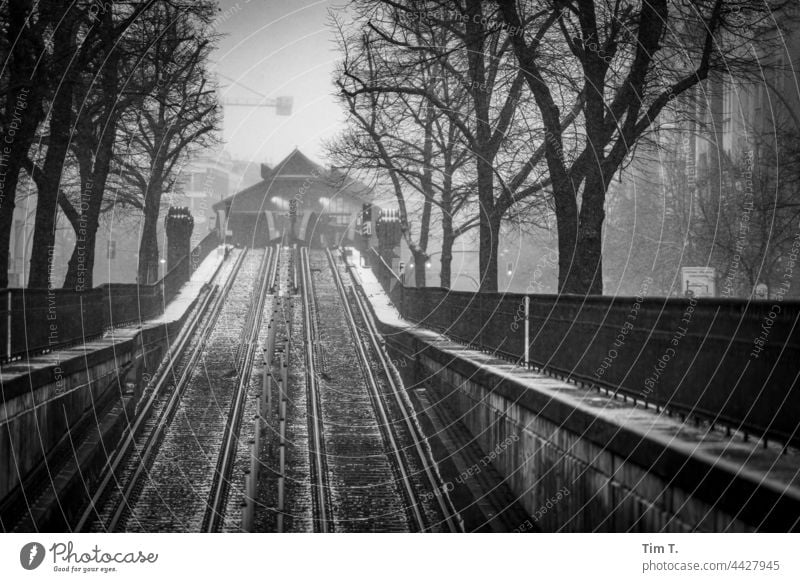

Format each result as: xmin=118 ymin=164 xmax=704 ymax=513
xmin=394 ymin=285 xmax=800 ymax=449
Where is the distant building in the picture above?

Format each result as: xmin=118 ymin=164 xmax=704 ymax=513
xmin=6 ymin=150 xmax=258 ymax=288
xmin=214 ymin=148 xmax=374 ymax=248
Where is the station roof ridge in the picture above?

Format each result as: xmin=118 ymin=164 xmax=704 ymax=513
xmin=213 ymin=147 xmax=375 ymax=211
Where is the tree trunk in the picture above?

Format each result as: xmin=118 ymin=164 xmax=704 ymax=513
xmin=138 ymin=212 xmax=161 ymax=284
xmin=440 ymin=198 xmax=454 ymax=289
xmin=553 ymin=181 xmax=581 ymax=295
xmin=63 ymin=29 xmax=120 ymax=291
xmin=27 ymin=11 xmax=76 ymax=289
xmin=413 ymin=250 xmax=427 ymax=288
xmin=573 ymin=220 xmax=605 ymax=295
xmin=0 ymin=89 xmax=40 ymax=286
xmin=62 ymin=150 xmax=104 ymax=290
xmin=63 ymin=225 xmax=98 ymax=291
xmin=465 ymin=0 xmax=499 ymax=293
xmin=574 ymin=172 xmax=606 ymax=295
xmin=477 ymin=156 xmax=498 ymax=292
xmin=0 ymin=0 xmax=48 ymax=288
xmin=137 ymin=166 xmax=165 ymax=284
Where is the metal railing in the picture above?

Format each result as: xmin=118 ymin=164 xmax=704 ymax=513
xmin=1 ymin=233 xmax=219 ymax=364
xmin=370 ymin=268 xmax=800 ymax=449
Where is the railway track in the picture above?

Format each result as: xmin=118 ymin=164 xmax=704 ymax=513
xmin=337 ymin=249 xmax=462 ymax=532
xmin=325 ymin=249 xmax=462 ymax=532
xmin=75 ymin=243 xmax=460 ymax=532
xmin=290 ymin=248 xmax=459 ymax=531
xmin=202 ymin=246 xmax=275 ymax=532
xmin=75 ymin=248 xmax=247 ymax=532
xmin=299 ymin=247 xmax=331 ymax=532
xmin=76 ymin=247 xmax=275 ymax=532
xmin=302 ymin=248 xmax=409 ymax=531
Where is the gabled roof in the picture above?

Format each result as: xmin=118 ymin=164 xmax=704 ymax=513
xmin=263 ymin=148 xmax=326 ymax=179
xmin=213 ymin=148 xmax=375 ymax=211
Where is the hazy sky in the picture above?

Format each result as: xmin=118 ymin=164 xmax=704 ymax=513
xmin=213 ymin=0 xmax=345 ymax=166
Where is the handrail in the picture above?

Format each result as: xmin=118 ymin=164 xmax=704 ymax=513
xmin=1 ymin=233 xmax=220 ymax=364
xmin=368 ymin=264 xmax=800 ymax=450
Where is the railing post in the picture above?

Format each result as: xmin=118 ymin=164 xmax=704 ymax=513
xmin=400 ymin=278 xmax=405 ymax=319
xmin=478 ymin=291 xmax=484 ymax=350
xmin=241 ymin=500 xmax=251 ymax=532
xmin=247 ymin=438 xmax=257 ymax=499
xmin=265 ymin=320 xmax=274 ymax=363
xmin=262 ymin=366 xmax=271 ymax=415
xmin=277 ymin=391 xmax=287 ymax=532
xmin=6 ymin=291 xmax=11 ymax=361
xmin=276 ymin=476 xmax=285 ymax=532
xmin=281 ymin=345 xmax=288 ymax=391
xmin=524 ymin=296 xmax=530 ymax=367
xmin=242 ymin=470 xmax=253 ymax=531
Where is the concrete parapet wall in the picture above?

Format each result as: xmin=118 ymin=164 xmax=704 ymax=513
xmin=379 ymin=325 xmax=797 ymax=532
xmin=0 ymin=315 xmax=182 ymax=508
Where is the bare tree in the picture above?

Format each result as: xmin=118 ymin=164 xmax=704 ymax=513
xmin=116 ymin=1 xmax=220 ymax=284
xmin=0 ymin=1 xmax=58 ymax=288
xmin=11 ymin=1 xmax=156 ymax=289
xmin=495 ymin=0 xmax=792 ymax=294
xmin=23 ymin=3 xmax=114 ymax=289
xmin=335 ymin=0 xmax=563 ymax=291
xmin=58 ymin=1 xmax=157 ymax=290
xmin=331 ymin=16 xmax=477 ymax=287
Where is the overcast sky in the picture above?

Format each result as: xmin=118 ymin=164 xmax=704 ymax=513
xmin=213 ymin=0 xmax=345 ymax=166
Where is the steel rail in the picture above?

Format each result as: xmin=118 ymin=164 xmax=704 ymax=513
xmin=202 ymin=246 xmax=275 ymax=532
xmin=345 ymin=257 xmax=463 ymax=533
xmin=75 ymin=248 xmax=249 ymax=532
xmin=299 ymin=247 xmax=331 ymax=532
xmin=324 ymin=249 xmax=429 ymax=532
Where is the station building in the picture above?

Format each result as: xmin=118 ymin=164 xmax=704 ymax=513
xmin=213 ymin=148 xmax=373 ymax=248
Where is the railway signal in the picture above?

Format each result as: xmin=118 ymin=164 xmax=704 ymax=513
xmin=361 ymin=203 xmax=373 ymax=236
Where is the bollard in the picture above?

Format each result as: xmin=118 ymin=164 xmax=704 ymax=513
xmin=523 ymin=296 xmax=530 ymax=367
xmin=266 ymin=320 xmax=276 ymax=364
xmin=277 ymin=476 xmax=285 ymax=533
xmin=250 ymin=433 xmax=259 ymax=487
xmin=281 ymin=345 xmax=288 ymax=389
xmin=277 ymin=375 xmax=285 ymax=403
xmin=258 ymin=366 xmax=271 ymax=419
xmin=247 ymin=440 xmax=257 ymax=500
xmin=266 ymin=373 xmax=272 ymax=411
xmin=241 ymin=500 xmax=251 ymax=532
xmin=6 ymin=292 xmax=11 ymax=361
xmin=242 ymin=470 xmax=253 ymax=531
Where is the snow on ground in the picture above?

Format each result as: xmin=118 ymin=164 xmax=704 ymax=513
xmin=152 ymin=245 xmax=229 ymax=324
